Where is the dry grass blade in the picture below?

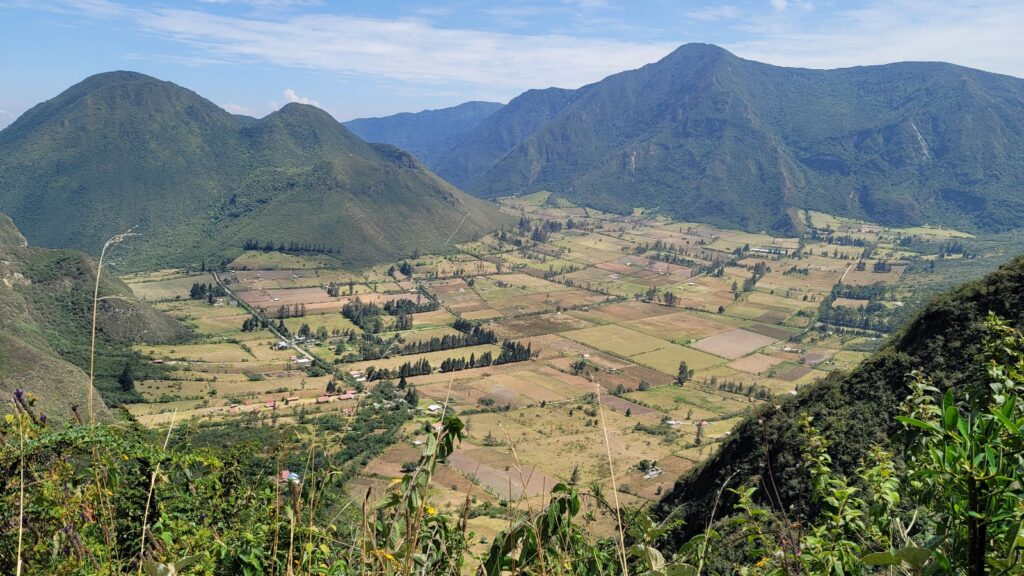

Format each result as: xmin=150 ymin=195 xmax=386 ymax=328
xmin=88 ymin=228 xmax=137 ymax=425
xmin=595 ymin=382 xmax=628 ymax=576
xmin=15 ymin=413 xmax=25 ymax=576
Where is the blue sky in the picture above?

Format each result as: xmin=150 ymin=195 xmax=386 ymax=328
xmin=2 ymin=0 xmax=1023 ymax=127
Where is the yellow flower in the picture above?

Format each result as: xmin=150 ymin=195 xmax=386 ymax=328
xmin=425 ymin=506 xmax=437 ymax=516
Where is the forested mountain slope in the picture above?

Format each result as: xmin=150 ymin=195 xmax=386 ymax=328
xmin=345 ymin=100 xmax=502 ymax=165
xmin=432 ymin=44 xmax=1024 ymax=233
xmin=0 ymin=215 xmax=188 ymax=420
xmin=654 ymin=253 xmax=1024 ymax=547
xmin=0 ymin=72 xmax=506 ymax=269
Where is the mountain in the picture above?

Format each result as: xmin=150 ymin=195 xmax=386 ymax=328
xmin=0 ymin=72 xmax=507 ymax=269
xmin=429 ymin=43 xmax=1024 ymax=233
xmin=344 ymin=101 xmax=503 ymax=165
xmin=431 ymin=88 xmax=577 ymax=192
xmin=653 ymin=252 xmax=1024 ymax=549
xmin=0 ymin=215 xmax=189 ymax=420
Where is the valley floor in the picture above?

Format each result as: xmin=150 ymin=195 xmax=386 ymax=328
xmin=120 ymin=192 xmax=989 ymax=539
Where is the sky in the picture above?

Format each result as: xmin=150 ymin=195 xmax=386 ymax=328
xmin=1 ymin=0 xmax=1023 ymax=127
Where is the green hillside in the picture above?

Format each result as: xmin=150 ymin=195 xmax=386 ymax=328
xmin=653 ymin=252 xmax=1024 ymax=548
xmin=431 ymin=87 xmax=577 ymax=190
xmin=432 ymin=44 xmax=1024 ymax=233
xmin=344 ymin=100 xmax=503 ymax=165
xmin=0 ymin=216 xmax=189 ymax=420
xmin=0 ymin=72 xmax=507 ymax=270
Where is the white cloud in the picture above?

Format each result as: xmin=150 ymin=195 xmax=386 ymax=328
xmin=727 ymin=0 xmax=1024 ymax=77
xmin=46 ymin=0 xmax=679 ymax=97
xmin=222 ymin=102 xmax=256 ymax=115
xmin=562 ymin=0 xmax=611 ymax=8
xmin=687 ymin=5 xmax=743 ymax=21
xmin=0 ymin=109 xmax=14 ymax=129
xmin=770 ymin=0 xmax=788 ymax=10
xmin=196 ymin=0 xmax=323 ymax=6
xmin=282 ymin=88 xmax=318 ymax=106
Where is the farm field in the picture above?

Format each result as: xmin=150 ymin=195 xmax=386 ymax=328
xmin=122 ymin=196 xmax=964 ymax=535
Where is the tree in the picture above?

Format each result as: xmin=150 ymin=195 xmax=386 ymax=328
xmin=625 ymin=408 xmax=632 ymax=417
xmin=118 ymin=363 xmax=135 ymax=392
xmin=569 ymin=464 xmax=580 ymax=486
xmin=326 ymin=379 xmax=337 ymax=394
xmin=663 ymin=291 xmax=677 ymax=307
xmin=482 ymin=430 xmax=501 ymax=447
xmin=675 ymin=361 xmax=691 ymax=385
xmin=896 ymin=314 xmax=1024 ymax=575
xmin=404 ymin=386 xmax=419 ymax=407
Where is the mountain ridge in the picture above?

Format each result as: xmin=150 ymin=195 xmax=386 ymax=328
xmin=0 ymin=72 xmax=507 ymax=269
xmin=0 ymin=214 xmax=189 ymax=420
xmin=416 ymin=44 xmax=1024 ymax=233
xmin=345 ymin=100 xmax=503 ymax=165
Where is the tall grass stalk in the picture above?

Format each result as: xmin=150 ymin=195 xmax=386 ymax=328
xmin=595 ymin=383 xmax=628 ymax=576
xmin=87 ymin=229 xmax=135 ymax=425
xmin=15 ymin=415 xmax=25 ymax=576
xmin=82 ymin=229 xmax=135 ymax=571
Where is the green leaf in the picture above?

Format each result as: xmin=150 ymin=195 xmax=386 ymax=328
xmin=895 ymin=546 xmax=933 ymax=568
xmin=861 ymin=552 xmax=901 ymax=566
xmin=942 ymin=405 xmax=958 ymax=433
xmin=895 ymin=416 xmax=941 ymax=434
xmin=665 ymin=564 xmax=699 ymax=576
xmin=992 ymin=406 xmax=1021 ymax=436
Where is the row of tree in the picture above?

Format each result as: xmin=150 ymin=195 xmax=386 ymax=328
xmin=398 ymin=325 xmax=497 ymax=355
xmin=189 ymin=282 xmax=227 ymax=300
xmin=365 ymin=358 xmax=432 ymax=381
xmin=383 ymin=297 xmax=438 ymax=315
xmin=242 ymin=239 xmax=339 ymax=253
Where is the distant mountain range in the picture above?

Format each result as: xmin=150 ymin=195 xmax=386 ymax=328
xmin=345 ymin=101 xmax=503 ymax=166
xmin=354 ymin=43 xmax=1024 ymax=233
xmin=0 ymin=72 xmax=506 ymax=269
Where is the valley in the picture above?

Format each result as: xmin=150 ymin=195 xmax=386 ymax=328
xmin=3 ymin=21 xmax=1023 ymax=571
xmin=120 ymin=192 xmax=982 ymax=540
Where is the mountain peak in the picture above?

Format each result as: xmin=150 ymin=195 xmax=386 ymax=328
xmin=661 ymin=43 xmax=736 ymax=63
xmin=0 ymin=71 xmax=507 ymax=268
xmin=79 ymin=70 xmax=163 ymax=86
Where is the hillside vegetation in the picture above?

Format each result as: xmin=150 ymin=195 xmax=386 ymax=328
xmin=655 ymin=253 xmax=1024 ymax=549
xmin=421 ymin=44 xmax=1024 ymax=234
xmin=0 ymin=216 xmax=188 ymax=419
xmin=345 ymin=100 xmax=503 ymax=165
xmin=0 ymin=72 xmax=507 ymax=270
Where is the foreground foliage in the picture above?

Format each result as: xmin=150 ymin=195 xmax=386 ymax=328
xmin=2 ymin=316 xmax=1022 ymax=574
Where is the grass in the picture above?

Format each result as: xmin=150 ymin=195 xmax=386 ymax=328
xmin=562 ymin=325 xmax=671 ymax=357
